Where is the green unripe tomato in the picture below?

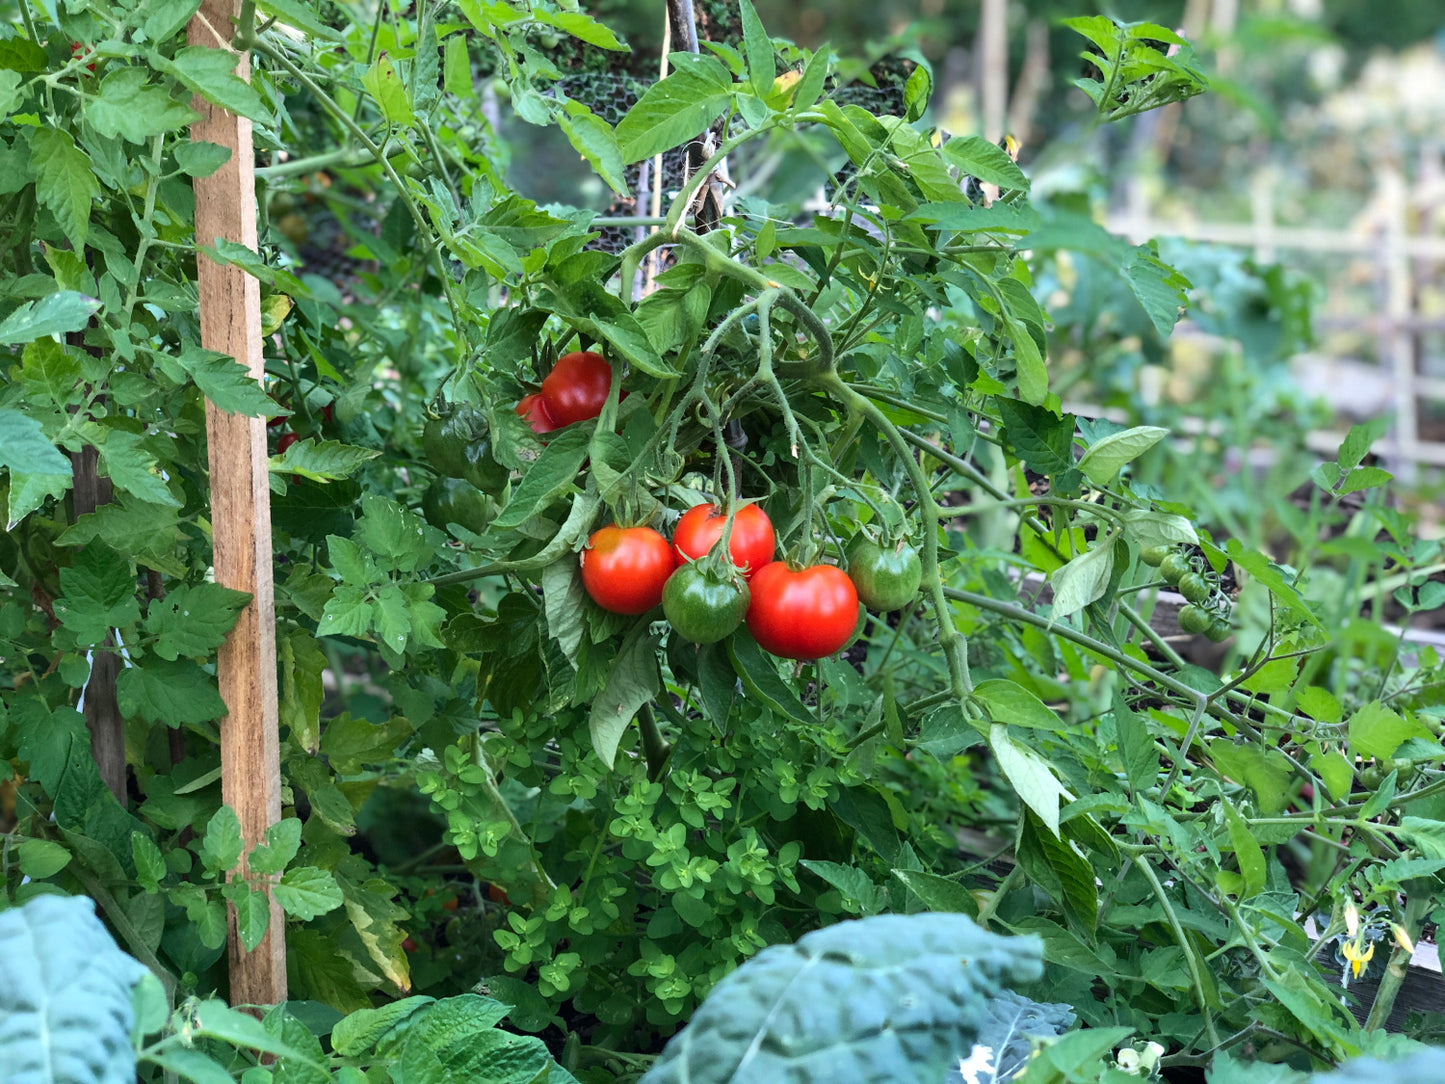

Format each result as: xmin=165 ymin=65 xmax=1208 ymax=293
xmin=423 ymin=406 xmax=509 ymax=495
xmin=1159 ymin=553 xmax=1192 ymax=587
xmin=422 ymin=477 xmax=493 ymax=536
xmin=1177 ymin=604 xmax=1212 ymax=636
xmin=1139 ymin=544 xmax=1172 ymax=568
xmin=1205 ymin=615 xmax=1232 ymax=643
xmin=846 ymin=535 xmax=923 ymax=612
xmin=1177 ymin=571 xmax=1211 ymax=605
xmin=663 ymin=561 xmax=750 ymax=644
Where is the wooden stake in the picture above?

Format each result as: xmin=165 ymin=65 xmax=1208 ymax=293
xmin=187 ymin=0 xmax=286 ymax=1007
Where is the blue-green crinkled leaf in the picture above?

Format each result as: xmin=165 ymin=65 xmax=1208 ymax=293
xmin=639 ymin=913 xmax=1043 ymax=1084
xmin=1311 ymin=1048 xmax=1445 ymax=1083
xmin=0 ymin=894 xmax=147 ymax=1084
xmin=944 ymin=990 xmax=1075 ymax=1083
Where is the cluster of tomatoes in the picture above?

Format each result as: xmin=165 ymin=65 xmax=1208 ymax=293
xmin=1140 ymin=544 xmax=1233 ymax=642
xmin=579 ymin=503 xmax=923 ymax=662
xmin=514 ymin=350 xmax=613 ymax=435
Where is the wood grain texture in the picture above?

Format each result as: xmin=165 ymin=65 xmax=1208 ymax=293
xmin=187 ymin=0 xmax=287 ymax=1008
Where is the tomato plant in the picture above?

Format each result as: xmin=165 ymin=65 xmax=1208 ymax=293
xmin=4 ymin=1 xmax=1438 ymax=1078
xmin=579 ymin=524 xmax=674 ymax=614
xmin=672 ymin=502 xmax=776 ymax=578
xmin=745 ymin=563 xmax=860 ymax=660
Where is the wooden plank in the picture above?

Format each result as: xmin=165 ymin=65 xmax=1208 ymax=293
xmin=186 ymin=0 xmax=286 ymax=1007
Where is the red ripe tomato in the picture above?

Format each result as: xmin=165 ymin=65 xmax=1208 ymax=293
xmin=580 ymin=525 xmax=673 ymax=615
xmin=540 ymin=351 xmax=612 ymax=427
xmin=673 ymin=503 xmax=775 ymax=579
xmin=516 ymin=393 xmax=557 ymax=434
xmin=746 ymin=562 xmax=859 ymax=660
xmin=276 ymin=432 xmax=299 ymax=454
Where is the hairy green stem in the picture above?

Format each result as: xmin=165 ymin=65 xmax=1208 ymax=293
xmin=1137 ymin=853 xmax=1220 ymax=1046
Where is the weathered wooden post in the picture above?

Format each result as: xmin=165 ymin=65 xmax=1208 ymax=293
xmin=186 ymin=0 xmax=287 ymax=1007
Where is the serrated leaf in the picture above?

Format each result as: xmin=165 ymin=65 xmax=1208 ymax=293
xmin=942 ymin=135 xmax=1029 ymax=190
xmin=280 ymin=628 xmax=327 ymax=753
xmin=1122 ymin=242 xmax=1190 ymax=337
xmin=116 ymin=658 xmax=228 ymax=727
xmin=153 ymin=47 xmax=271 ymax=124
xmin=0 ymin=290 xmax=101 ymax=346
xmin=30 ymin=129 xmax=99 ymax=251
xmin=542 ymin=557 xmax=587 ymax=665
xmin=17 ymin=838 xmax=71 ymax=879
xmin=275 ymin=866 xmax=344 ymax=920
xmin=1223 ymin=801 xmax=1265 ymax=899
xmin=316 ymin=585 xmax=373 ymax=638
xmin=200 ymin=804 xmax=244 ymax=874
xmin=639 ymin=913 xmax=1042 ymax=1084
xmin=1050 ymin=542 xmax=1114 ymax=619
xmin=143 ymin=581 xmax=251 ymax=660
xmin=86 ymin=67 xmax=198 ymax=142
xmin=232 ymin=887 xmax=270 ymax=953
xmin=996 ymin=398 xmax=1075 ymax=476
xmin=362 ymin=52 xmax=413 ymax=126
xmin=271 ymin=437 xmax=381 ymax=482
xmin=172 ymin=138 xmax=232 ymax=178
xmin=132 ymin=831 xmax=167 ymax=891
xmin=176 ymin=345 xmax=272 ymax=416
xmin=1348 ymin=701 xmax=1430 ymax=761
xmin=590 ymin=625 xmax=659 ymax=769
xmin=533 ymin=7 xmax=625 ymax=49
xmin=99 ymin=430 xmax=179 ymax=507
xmin=1078 ymin=425 xmax=1168 ymax=485
xmin=557 ymin=98 xmax=627 ymax=196
xmin=493 ymin=427 xmax=589 ymax=529
xmin=6 ymin=470 xmax=71 ymax=529
xmin=1121 ymin=509 xmax=1197 ymax=548
xmin=0 ymin=409 xmax=71 ymax=476
xmin=738 ymin=0 xmax=775 ymax=98
xmin=1112 ymin=693 xmax=1157 ymax=794
xmin=356 ymin=494 xmax=435 ymax=573
xmin=54 ymin=543 xmax=139 ymax=645
xmin=990 ymin=724 xmax=1068 ymax=837
xmin=615 ymin=57 xmax=734 ymax=164
xmin=247 ymin=818 xmax=303 ymax=875
xmin=0 ymin=70 xmax=22 ymax=118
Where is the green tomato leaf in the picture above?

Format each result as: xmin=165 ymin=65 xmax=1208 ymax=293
xmin=615 ymin=56 xmax=733 ymax=164
xmin=54 ymin=543 xmax=140 ymax=645
xmin=200 ymin=805 xmax=244 ymax=874
xmin=1049 ymin=542 xmax=1115 ymax=619
xmin=86 ymin=67 xmax=198 ymax=142
xmin=275 ymin=866 xmax=344 ymax=920
xmin=153 ymin=47 xmax=272 ymax=124
xmin=990 ymin=724 xmax=1070 ymax=837
xmin=116 ymin=658 xmax=228 ymax=727
xmin=590 ymin=625 xmax=660 ymax=769
xmin=29 ymin=130 xmax=99 ymax=251
xmin=0 ymin=290 xmax=100 ymax=347
xmin=1078 ymin=426 xmax=1169 ymax=486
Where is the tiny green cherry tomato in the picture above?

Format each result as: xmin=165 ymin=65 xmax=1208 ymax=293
xmin=422 ymin=477 xmax=493 ymax=537
xmin=846 ymin=535 xmax=923 ymax=612
xmin=1177 ymin=604 xmax=1212 ymax=635
xmin=1159 ymin=553 xmax=1192 ymax=587
xmin=663 ymin=561 xmax=750 ymax=644
xmin=423 ymin=406 xmax=509 ymax=495
xmin=1139 ymin=544 xmax=1172 ymax=567
xmin=1205 ymin=615 xmax=1233 ymax=642
xmin=1177 ymin=571 xmax=1211 ymax=605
